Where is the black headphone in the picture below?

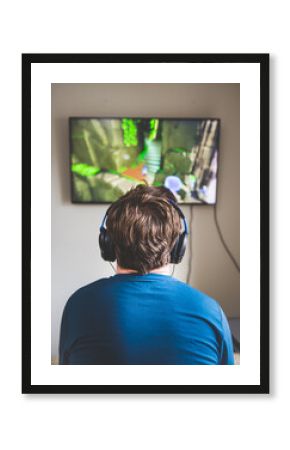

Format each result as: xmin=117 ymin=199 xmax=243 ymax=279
xmin=99 ymin=199 xmax=188 ymax=264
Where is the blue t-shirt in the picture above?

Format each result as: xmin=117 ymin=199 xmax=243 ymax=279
xmin=59 ymin=273 xmax=234 ymax=365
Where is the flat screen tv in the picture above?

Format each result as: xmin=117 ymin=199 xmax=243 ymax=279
xmin=69 ymin=117 xmax=220 ymax=204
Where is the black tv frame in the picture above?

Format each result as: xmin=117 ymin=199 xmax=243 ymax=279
xmin=69 ymin=116 xmax=221 ymax=205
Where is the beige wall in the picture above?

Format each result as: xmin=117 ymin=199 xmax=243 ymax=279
xmin=51 ymin=83 xmax=240 ymax=357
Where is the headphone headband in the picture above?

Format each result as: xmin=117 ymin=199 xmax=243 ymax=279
xmin=99 ymin=214 xmax=107 ymax=232
xmin=99 ymin=196 xmax=188 ymax=264
xmin=167 ymin=199 xmax=188 ymax=235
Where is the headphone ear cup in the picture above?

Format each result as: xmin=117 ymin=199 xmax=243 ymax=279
xmin=170 ymin=231 xmax=187 ymax=264
xmin=170 ymin=239 xmax=179 ymax=264
xmin=177 ymin=232 xmax=187 ymax=262
xmin=99 ymin=229 xmax=116 ymax=262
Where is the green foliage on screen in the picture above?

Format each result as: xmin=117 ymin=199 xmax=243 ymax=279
xmin=72 ymin=163 xmax=100 ymax=177
xmin=121 ymin=119 xmax=138 ymax=147
xmin=148 ymin=119 xmax=159 ymax=141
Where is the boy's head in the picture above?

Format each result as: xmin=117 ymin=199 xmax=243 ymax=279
xmin=105 ymin=185 xmax=182 ymax=274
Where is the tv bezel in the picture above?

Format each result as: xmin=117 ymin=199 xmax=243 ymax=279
xmin=69 ymin=116 xmax=221 ymax=205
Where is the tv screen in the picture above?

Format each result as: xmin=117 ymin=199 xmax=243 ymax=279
xmin=69 ymin=117 xmax=220 ymax=204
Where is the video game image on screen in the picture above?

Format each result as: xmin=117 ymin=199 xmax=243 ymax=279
xmin=70 ymin=118 xmax=220 ymax=204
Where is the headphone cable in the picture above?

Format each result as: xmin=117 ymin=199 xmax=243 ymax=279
xmin=109 ymin=261 xmax=116 ymax=274
xmin=171 ymin=264 xmax=176 ymax=277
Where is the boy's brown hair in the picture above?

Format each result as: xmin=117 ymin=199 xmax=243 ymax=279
xmin=106 ymin=185 xmax=182 ymax=274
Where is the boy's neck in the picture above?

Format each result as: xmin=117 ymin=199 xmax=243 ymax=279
xmin=116 ymin=264 xmax=171 ymax=275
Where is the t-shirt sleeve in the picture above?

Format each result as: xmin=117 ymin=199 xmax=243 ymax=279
xmin=219 ymin=308 xmax=235 ymax=365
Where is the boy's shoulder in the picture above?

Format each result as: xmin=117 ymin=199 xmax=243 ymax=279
xmin=171 ymin=277 xmax=222 ymax=315
xmin=64 ymin=277 xmax=110 ymax=310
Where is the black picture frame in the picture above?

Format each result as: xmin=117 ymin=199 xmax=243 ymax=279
xmin=22 ymin=53 xmax=269 ymax=394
